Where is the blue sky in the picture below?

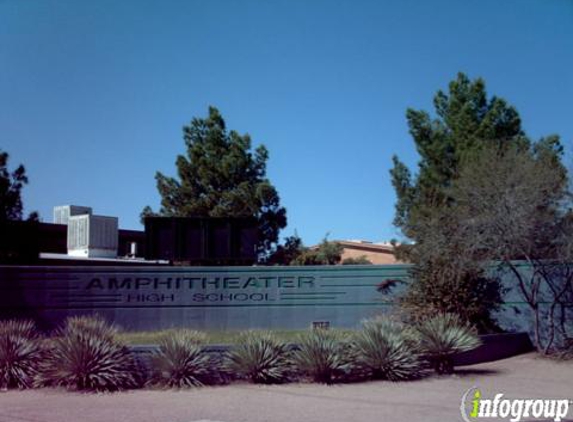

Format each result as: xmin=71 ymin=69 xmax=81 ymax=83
xmin=1 ymin=0 xmax=572 ymax=245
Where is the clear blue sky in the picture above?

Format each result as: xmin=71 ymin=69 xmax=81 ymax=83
xmin=1 ymin=0 xmax=572 ymax=245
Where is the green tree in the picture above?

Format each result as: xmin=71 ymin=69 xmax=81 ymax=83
xmin=451 ymin=143 xmax=572 ymax=351
xmin=341 ymin=256 xmax=372 ymax=265
xmin=391 ymin=72 xmax=526 ymax=240
xmin=142 ymin=107 xmax=287 ymax=258
xmin=398 ymin=203 xmax=504 ymax=332
xmin=291 ymin=236 xmax=343 ymax=266
xmin=389 ymin=73 xmax=541 ymax=329
xmin=265 ymin=234 xmax=305 ymax=265
xmin=0 ymin=150 xmax=37 ymax=222
xmin=390 ymin=73 xmax=571 ymax=335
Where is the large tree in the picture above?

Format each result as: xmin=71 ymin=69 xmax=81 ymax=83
xmin=390 ymin=73 xmax=571 ymax=339
xmin=389 ymin=73 xmax=560 ymax=330
xmin=391 ymin=72 xmax=527 ymax=240
xmin=142 ymin=107 xmax=287 ymax=258
xmin=451 ymin=143 xmax=572 ymax=352
xmin=0 ymin=150 xmax=37 ymax=222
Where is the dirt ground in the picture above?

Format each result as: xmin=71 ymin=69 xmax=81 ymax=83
xmin=0 ymin=353 xmax=571 ymax=422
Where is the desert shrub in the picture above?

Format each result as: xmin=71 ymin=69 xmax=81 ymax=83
xmin=224 ymin=331 xmax=292 ymax=384
xmin=416 ymin=313 xmax=481 ymax=374
xmin=0 ymin=319 xmax=37 ymax=339
xmin=294 ymin=329 xmax=352 ymax=384
xmin=42 ymin=315 xmax=140 ymax=391
xmin=351 ymin=318 xmax=422 ymax=381
xmin=0 ymin=319 xmax=44 ymax=389
xmin=341 ymin=256 xmax=373 ymax=265
xmin=150 ymin=329 xmax=214 ymax=387
xmin=399 ymin=259 xmax=503 ymax=333
xmin=64 ymin=314 xmax=119 ymax=340
xmin=291 ymin=237 xmax=343 ymax=265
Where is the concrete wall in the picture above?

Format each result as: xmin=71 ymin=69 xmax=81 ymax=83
xmin=0 ymin=264 xmax=548 ymax=335
xmin=0 ymin=265 xmax=409 ymax=331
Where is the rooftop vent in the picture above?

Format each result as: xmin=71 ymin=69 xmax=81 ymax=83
xmin=67 ymin=214 xmax=118 ymax=258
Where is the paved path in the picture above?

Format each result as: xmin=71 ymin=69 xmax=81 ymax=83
xmin=0 ymin=354 xmax=571 ymax=422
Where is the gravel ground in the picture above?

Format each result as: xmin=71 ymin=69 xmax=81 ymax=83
xmin=0 ymin=353 xmax=571 ymax=422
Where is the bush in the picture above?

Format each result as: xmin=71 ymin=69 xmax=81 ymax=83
xmin=64 ymin=314 xmax=119 ymax=340
xmin=0 ymin=319 xmax=37 ymax=339
xmin=0 ymin=319 xmax=44 ymax=389
xmin=42 ymin=315 xmax=140 ymax=391
xmin=416 ymin=313 xmax=481 ymax=374
xmin=341 ymin=256 xmax=372 ymax=265
xmin=150 ymin=329 xmax=214 ymax=388
xmin=290 ymin=237 xmax=343 ymax=266
xmin=399 ymin=260 xmax=503 ymax=333
xmin=224 ymin=331 xmax=292 ymax=384
xmin=294 ymin=329 xmax=351 ymax=384
xmin=351 ymin=318 xmax=422 ymax=381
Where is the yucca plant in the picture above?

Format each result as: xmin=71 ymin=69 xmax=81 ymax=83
xmin=42 ymin=315 xmax=140 ymax=391
xmin=351 ymin=318 xmax=422 ymax=381
xmin=416 ymin=313 xmax=481 ymax=374
xmin=0 ymin=319 xmax=38 ymax=339
xmin=224 ymin=331 xmax=293 ymax=384
xmin=64 ymin=315 xmax=118 ymax=341
xmin=294 ymin=328 xmax=352 ymax=384
xmin=0 ymin=319 xmax=44 ymax=389
xmin=150 ymin=329 xmax=213 ymax=388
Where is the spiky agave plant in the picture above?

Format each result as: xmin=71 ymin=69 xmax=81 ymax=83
xmin=0 ymin=320 xmax=44 ymax=389
xmin=416 ymin=313 xmax=481 ymax=374
xmin=64 ymin=314 xmax=118 ymax=341
xmin=0 ymin=319 xmax=38 ymax=339
xmin=224 ymin=331 xmax=292 ymax=384
xmin=42 ymin=315 xmax=140 ymax=391
xmin=351 ymin=318 xmax=422 ymax=381
xmin=294 ymin=328 xmax=352 ymax=384
xmin=150 ymin=329 xmax=213 ymax=388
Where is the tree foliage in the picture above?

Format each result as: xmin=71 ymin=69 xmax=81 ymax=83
xmin=142 ymin=107 xmax=287 ymax=258
xmin=341 ymin=256 xmax=372 ymax=265
xmin=451 ymin=139 xmax=568 ymax=262
xmin=451 ymin=144 xmax=572 ymax=352
xmin=290 ymin=236 xmax=343 ymax=266
xmin=391 ymin=72 xmax=526 ymax=239
xmin=265 ymin=234 xmax=305 ymax=265
xmin=389 ymin=73 xmax=562 ymax=330
xmin=266 ymin=234 xmax=343 ymax=266
xmin=0 ymin=150 xmax=37 ymax=222
xmin=400 ymin=244 xmax=503 ymax=332
xmin=391 ymin=73 xmax=572 ymax=345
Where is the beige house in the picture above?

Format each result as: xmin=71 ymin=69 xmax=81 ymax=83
xmin=336 ymin=240 xmax=401 ymax=265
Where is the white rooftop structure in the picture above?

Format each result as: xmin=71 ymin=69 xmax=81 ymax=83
xmin=67 ymin=214 xmax=118 ymax=258
xmin=53 ymin=205 xmax=92 ymax=225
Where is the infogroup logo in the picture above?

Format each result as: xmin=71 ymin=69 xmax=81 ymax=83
xmin=460 ymin=387 xmax=571 ymax=422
